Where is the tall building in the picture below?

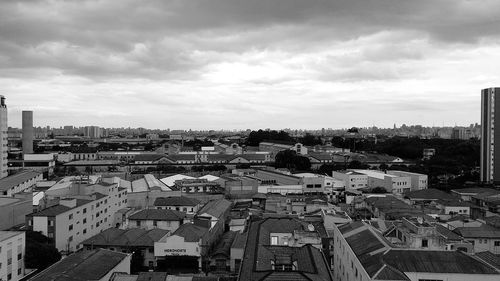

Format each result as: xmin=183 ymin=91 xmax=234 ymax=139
xmin=0 ymin=95 xmax=8 ymax=179
xmin=22 ymin=110 xmax=33 ymax=154
xmin=84 ymin=125 xmax=102 ymax=139
xmin=481 ymin=87 xmax=500 ymax=183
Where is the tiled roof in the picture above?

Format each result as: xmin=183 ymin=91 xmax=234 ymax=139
xmin=475 ymin=251 xmax=500 ymax=271
xmin=198 ymin=199 xmax=232 ymax=219
xmin=82 ymin=228 xmax=169 ymax=247
xmin=404 ymin=188 xmax=456 ymax=201
xmin=134 ymin=154 xmax=166 ymax=162
xmin=455 ymin=225 xmax=500 ymax=238
xmin=231 ymin=232 xmax=248 ymax=249
xmin=0 ymin=170 xmax=41 ymax=192
xmin=239 ymin=218 xmax=333 ymax=281
xmin=382 ymin=249 xmax=498 ymax=274
xmin=30 ymin=249 xmax=129 ymax=281
xmin=154 ymin=196 xmax=200 ymax=207
xmin=451 ymin=188 xmax=499 ymax=195
xmin=435 ymin=224 xmax=462 ymax=241
xmin=128 ymin=209 xmax=185 ymax=221
xmin=172 ymin=223 xmax=209 ymax=242
xmin=210 ymin=231 xmax=237 ymax=258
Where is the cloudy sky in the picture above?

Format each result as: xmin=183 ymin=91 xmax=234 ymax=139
xmin=1 ymin=0 xmax=499 ymax=129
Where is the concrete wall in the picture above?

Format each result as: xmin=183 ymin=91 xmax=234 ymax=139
xmin=22 ymin=111 xmax=33 ymax=155
xmin=0 ymin=232 xmax=25 ymax=281
xmin=0 ymin=198 xmax=33 ymax=230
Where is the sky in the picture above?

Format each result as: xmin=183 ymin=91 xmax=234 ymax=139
xmin=1 ymin=0 xmax=499 ymax=130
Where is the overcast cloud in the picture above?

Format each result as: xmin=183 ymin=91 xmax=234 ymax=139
xmin=1 ymin=0 xmax=499 ymax=129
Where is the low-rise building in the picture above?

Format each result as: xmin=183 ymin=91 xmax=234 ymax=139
xmin=352 ymin=169 xmax=412 ymax=194
xmin=127 ymin=209 xmax=186 ymax=232
xmin=0 ymin=171 xmax=42 ymax=196
xmin=208 ymin=231 xmax=237 ymax=272
xmin=454 ymin=225 xmax=500 ymax=254
xmin=82 ymin=228 xmax=169 ymax=269
xmin=333 ymin=170 xmax=368 ymax=190
xmin=153 ymin=196 xmax=202 ymax=215
xmin=0 ymin=196 xmax=32 ymax=230
xmin=0 ymin=231 xmax=25 ymax=281
xmin=333 ymin=221 xmax=499 ymax=281
xmin=29 ymin=249 xmax=131 ymax=281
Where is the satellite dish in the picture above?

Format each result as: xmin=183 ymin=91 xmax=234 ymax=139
xmin=308 ymin=224 xmax=315 ymax=232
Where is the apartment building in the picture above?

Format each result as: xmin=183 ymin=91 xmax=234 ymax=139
xmin=27 ymin=182 xmax=127 ymax=253
xmin=0 ymin=231 xmax=25 ymax=281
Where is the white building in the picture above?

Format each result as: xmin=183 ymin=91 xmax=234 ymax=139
xmin=27 ymin=182 xmax=127 ymax=253
xmin=0 ymin=96 xmax=8 ymax=179
xmin=332 ymin=170 xmax=368 ymax=190
xmin=0 ymin=231 xmax=25 ymax=281
xmin=386 ymin=170 xmax=428 ymax=191
xmin=352 ymin=169 xmax=412 ymax=194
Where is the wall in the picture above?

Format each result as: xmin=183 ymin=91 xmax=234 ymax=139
xmin=0 ymin=199 xmax=32 ymax=230
xmin=0 ymin=232 xmax=25 ymax=281
xmin=404 ymin=272 xmax=500 ymax=281
xmin=98 ymin=253 xmax=131 ymax=281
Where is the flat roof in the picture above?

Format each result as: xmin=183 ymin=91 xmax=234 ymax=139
xmin=0 ymin=231 xmax=23 ymax=242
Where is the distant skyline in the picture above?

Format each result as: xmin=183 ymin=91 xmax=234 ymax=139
xmin=1 ymin=1 xmax=499 ymax=129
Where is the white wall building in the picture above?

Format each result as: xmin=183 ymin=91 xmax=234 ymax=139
xmin=332 ymin=171 xmax=368 ymax=190
xmin=0 ymin=171 xmax=42 ymax=196
xmin=353 ymin=169 xmax=412 ymax=194
xmin=0 ymin=231 xmax=25 ymax=281
xmin=387 ymin=170 xmax=428 ymax=191
xmin=28 ymin=182 xmax=127 ymax=253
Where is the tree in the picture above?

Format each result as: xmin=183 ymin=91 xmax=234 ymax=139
xmin=25 ymin=231 xmax=61 ymax=271
xmin=275 ymin=150 xmax=311 ymax=171
xmin=348 ymin=160 xmax=369 ymax=169
xmin=300 ymin=133 xmax=322 ymax=146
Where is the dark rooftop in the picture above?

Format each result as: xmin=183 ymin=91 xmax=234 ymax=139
xmin=404 ymin=188 xmax=456 ymax=201
xmin=128 ymin=209 xmax=185 ymax=221
xmin=172 ymin=223 xmax=209 ymax=242
xmin=30 ymin=249 xmax=129 ymax=281
xmin=383 ymin=249 xmax=498 ymax=274
xmin=153 ymin=196 xmax=201 ymax=207
xmin=28 ymin=205 xmax=72 ymax=217
xmin=82 ymin=228 xmax=169 ymax=247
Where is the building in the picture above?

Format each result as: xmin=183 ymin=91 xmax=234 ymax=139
xmin=208 ymin=231 xmax=237 ymax=272
xmin=238 ymin=217 xmax=333 ymax=281
xmin=22 ymin=111 xmax=33 ymax=154
xmin=352 ymin=169 xmax=411 ymax=194
xmin=0 ymin=196 xmax=33 ymax=230
xmin=153 ymin=196 xmax=202 ymax=215
xmin=454 ymin=225 xmax=500 ymax=254
xmin=127 ymin=209 xmax=186 ymax=232
xmin=0 ymin=96 xmax=7 ymax=179
xmin=0 ymin=231 xmax=25 ymax=281
xmin=29 ymin=249 xmax=131 ymax=281
xmin=333 ymin=221 xmax=499 ymax=281
xmin=82 ymin=228 xmax=169 ymax=269
xmin=452 ymin=127 xmax=474 ymax=140
xmin=333 ymin=170 xmax=368 ymax=190
xmin=27 ymin=182 xmax=127 ymax=253
xmin=481 ymin=87 xmax=500 ymax=183
xmin=84 ymin=126 xmax=103 ymax=139
xmin=0 ymin=171 xmax=42 ymax=196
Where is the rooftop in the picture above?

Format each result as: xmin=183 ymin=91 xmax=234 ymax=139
xmin=404 ymin=188 xmax=457 ymax=201
xmin=128 ymin=209 xmax=186 ymax=221
xmin=154 ymin=196 xmax=201 ymax=207
xmin=82 ymin=228 xmax=169 ymax=247
xmin=198 ymin=199 xmax=232 ymax=219
xmin=0 ymin=231 xmax=23 ymax=242
xmin=172 ymin=223 xmax=209 ymax=242
xmin=0 ymin=170 xmax=41 ymax=192
xmin=30 ymin=249 xmax=130 ymax=281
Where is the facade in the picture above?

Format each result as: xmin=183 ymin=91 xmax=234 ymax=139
xmin=333 ymin=170 xmax=368 ymax=190
xmin=127 ymin=209 xmax=186 ymax=232
xmin=27 ymin=182 xmax=127 ymax=253
xmin=0 ymin=197 xmax=33 ymax=230
xmin=352 ymin=169 xmax=412 ymax=194
xmin=481 ymin=87 xmax=500 ymax=183
xmin=153 ymin=196 xmax=202 ymax=215
xmin=386 ymin=170 xmax=428 ymax=191
xmin=21 ymin=111 xmax=33 ymax=155
xmin=0 ymin=96 xmax=7 ymax=179
xmin=0 ymin=231 xmax=25 ymax=281
xmin=84 ymin=126 xmax=102 ymax=139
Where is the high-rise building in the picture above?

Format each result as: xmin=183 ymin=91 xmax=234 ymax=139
xmin=480 ymin=87 xmax=500 ymax=183
xmin=22 ymin=111 xmax=33 ymax=154
xmin=0 ymin=95 xmax=8 ymax=179
xmin=84 ymin=125 xmax=102 ymax=139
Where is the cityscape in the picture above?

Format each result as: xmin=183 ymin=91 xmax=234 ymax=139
xmin=1 ymin=1 xmax=500 ymax=281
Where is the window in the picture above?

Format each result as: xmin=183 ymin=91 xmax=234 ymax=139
xmin=83 ymin=218 xmax=87 ymax=224
xmin=136 ymin=221 xmax=140 ymax=227
xmin=495 ymin=241 xmax=500 ymax=246
xmin=153 ymin=221 xmax=157 ymax=227
xmin=422 ymin=239 xmax=428 ymax=248
xmin=17 ymin=253 xmax=22 ymax=260
xmin=18 ymin=268 xmax=22 ymax=275
xmin=69 ymin=214 xmax=73 ymax=220
xmin=69 ymin=224 xmax=73 ymax=231
xmin=68 ymin=236 xmax=73 ymax=242
xmin=271 ymin=236 xmax=278 ymax=245
xmin=83 ymin=229 xmax=87 ymax=234
xmin=48 ymin=220 xmax=54 ymax=227
xmin=83 ymin=208 xmax=87 ymax=214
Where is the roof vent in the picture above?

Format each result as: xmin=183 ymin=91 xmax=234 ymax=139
xmin=308 ymin=224 xmax=315 ymax=232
